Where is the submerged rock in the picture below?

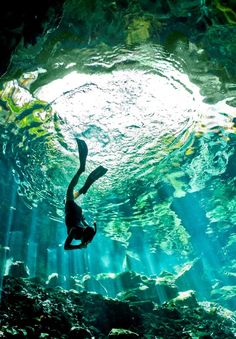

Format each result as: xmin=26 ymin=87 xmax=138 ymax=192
xmin=46 ymin=273 xmax=66 ymax=288
xmin=167 ymin=290 xmax=198 ymax=308
xmin=126 ymin=17 xmax=151 ymax=45
xmin=174 ymin=258 xmax=211 ymax=298
xmin=211 ymin=285 xmax=236 ymax=310
xmin=80 ymin=271 xmax=178 ymax=304
xmin=89 ymin=271 xmax=145 ymax=298
xmin=108 ymin=328 xmax=139 ymax=338
xmin=69 ymin=326 xmax=92 ymax=338
xmin=0 ymin=276 xmax=235 ymax=338
xmin=117 ymin=280 xmax=178 ymax=304
xmin=82 ymin=274 xmax=108 ymax=295
xmin=8 ymin=261 xmax=30 ymax=278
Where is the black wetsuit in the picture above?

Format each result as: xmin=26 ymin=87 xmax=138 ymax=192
xmin=65 ymin=200 xmax=85 ymax=239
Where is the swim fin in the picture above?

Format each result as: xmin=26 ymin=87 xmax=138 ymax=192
xmin=79 ymin=165 xmax=108 ymax=195
xmin=76 ymin=138 xmax=88 ymax=172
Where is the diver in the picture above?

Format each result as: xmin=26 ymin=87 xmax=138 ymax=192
xmin=64 ymin=138 xmax=107 ymax=250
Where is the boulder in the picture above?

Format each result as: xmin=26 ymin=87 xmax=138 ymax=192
xmin=117 ymin=280 xmax=178 ymax=304
xmin=46 ymin=273 xmax=65 ymax=288
xmin=8 ymin=261 xmax=29 ymax=278
xmin=94 ymin=271 xmax=144 ymax=297
xmin=211 ymin=286 xmax=236 ymax=310
xmin=168 ymin=290 xmax=198 ymax=308
xmin=108 ymin=328 xmax=139 ymax=338
xmin=69 ymin=326 xmax=92 ymax=338
xmin=83 ymin=274 xmax=108 ymax=295
xmin=174 ymin=258 xmax=211 ymax=298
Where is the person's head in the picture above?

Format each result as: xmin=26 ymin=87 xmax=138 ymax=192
xmin=82 ymin=226 xmax=96 ymax=243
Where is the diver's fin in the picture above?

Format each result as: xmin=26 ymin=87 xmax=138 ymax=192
xmin=79 ymin=165 xmax=108 ymax=195
xmin=76 ymin=138 xmax=88 ymax=172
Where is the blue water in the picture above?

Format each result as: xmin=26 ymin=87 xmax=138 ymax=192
xmin=0 ymin=7 xmax=236 ymax=315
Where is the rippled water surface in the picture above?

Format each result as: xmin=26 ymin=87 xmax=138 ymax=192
xmin=0 ymin=44 xmax=235 ymax=248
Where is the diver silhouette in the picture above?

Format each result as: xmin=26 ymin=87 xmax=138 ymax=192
xmin=64 ymin=139 xmax=107 ymax=250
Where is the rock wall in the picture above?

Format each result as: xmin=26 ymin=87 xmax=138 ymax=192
xmin=1 ymin=0 xmax=236 ymax=78
xmin=0 ymin=0 xmax=64 ymax=75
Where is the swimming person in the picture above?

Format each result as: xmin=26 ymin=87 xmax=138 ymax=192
xmin=64 ymin=139 xmax=107 ymax=250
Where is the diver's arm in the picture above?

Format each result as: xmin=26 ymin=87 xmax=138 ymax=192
xmin=64 ymin=229 xmax=85 ymax=250
xmin=64 ymin=243 xmax=85 ymax=250
xmin=81 ymin=215 xmax=90 ymax=228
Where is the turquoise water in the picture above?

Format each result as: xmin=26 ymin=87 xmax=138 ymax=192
xmin=0 ymin=2 xmax=236 ymax=314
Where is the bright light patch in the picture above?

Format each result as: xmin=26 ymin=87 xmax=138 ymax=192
xmin=35 ymin=69 xmax=202 ymax=166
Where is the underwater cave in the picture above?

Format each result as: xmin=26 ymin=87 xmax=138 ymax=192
xmin=0 ymin=0 xmax=236 ymax=337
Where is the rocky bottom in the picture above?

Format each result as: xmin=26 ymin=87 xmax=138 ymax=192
xmin=0 ymin=275 xmax=235 ymax=338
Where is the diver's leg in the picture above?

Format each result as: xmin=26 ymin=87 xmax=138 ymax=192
xmin=78 ymin=165 xmax=108 ymax=195
xmin=66 ymin=168 xmax=84 ymax=201
xmin=66 ymin=139 xmax=88 ymax=201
